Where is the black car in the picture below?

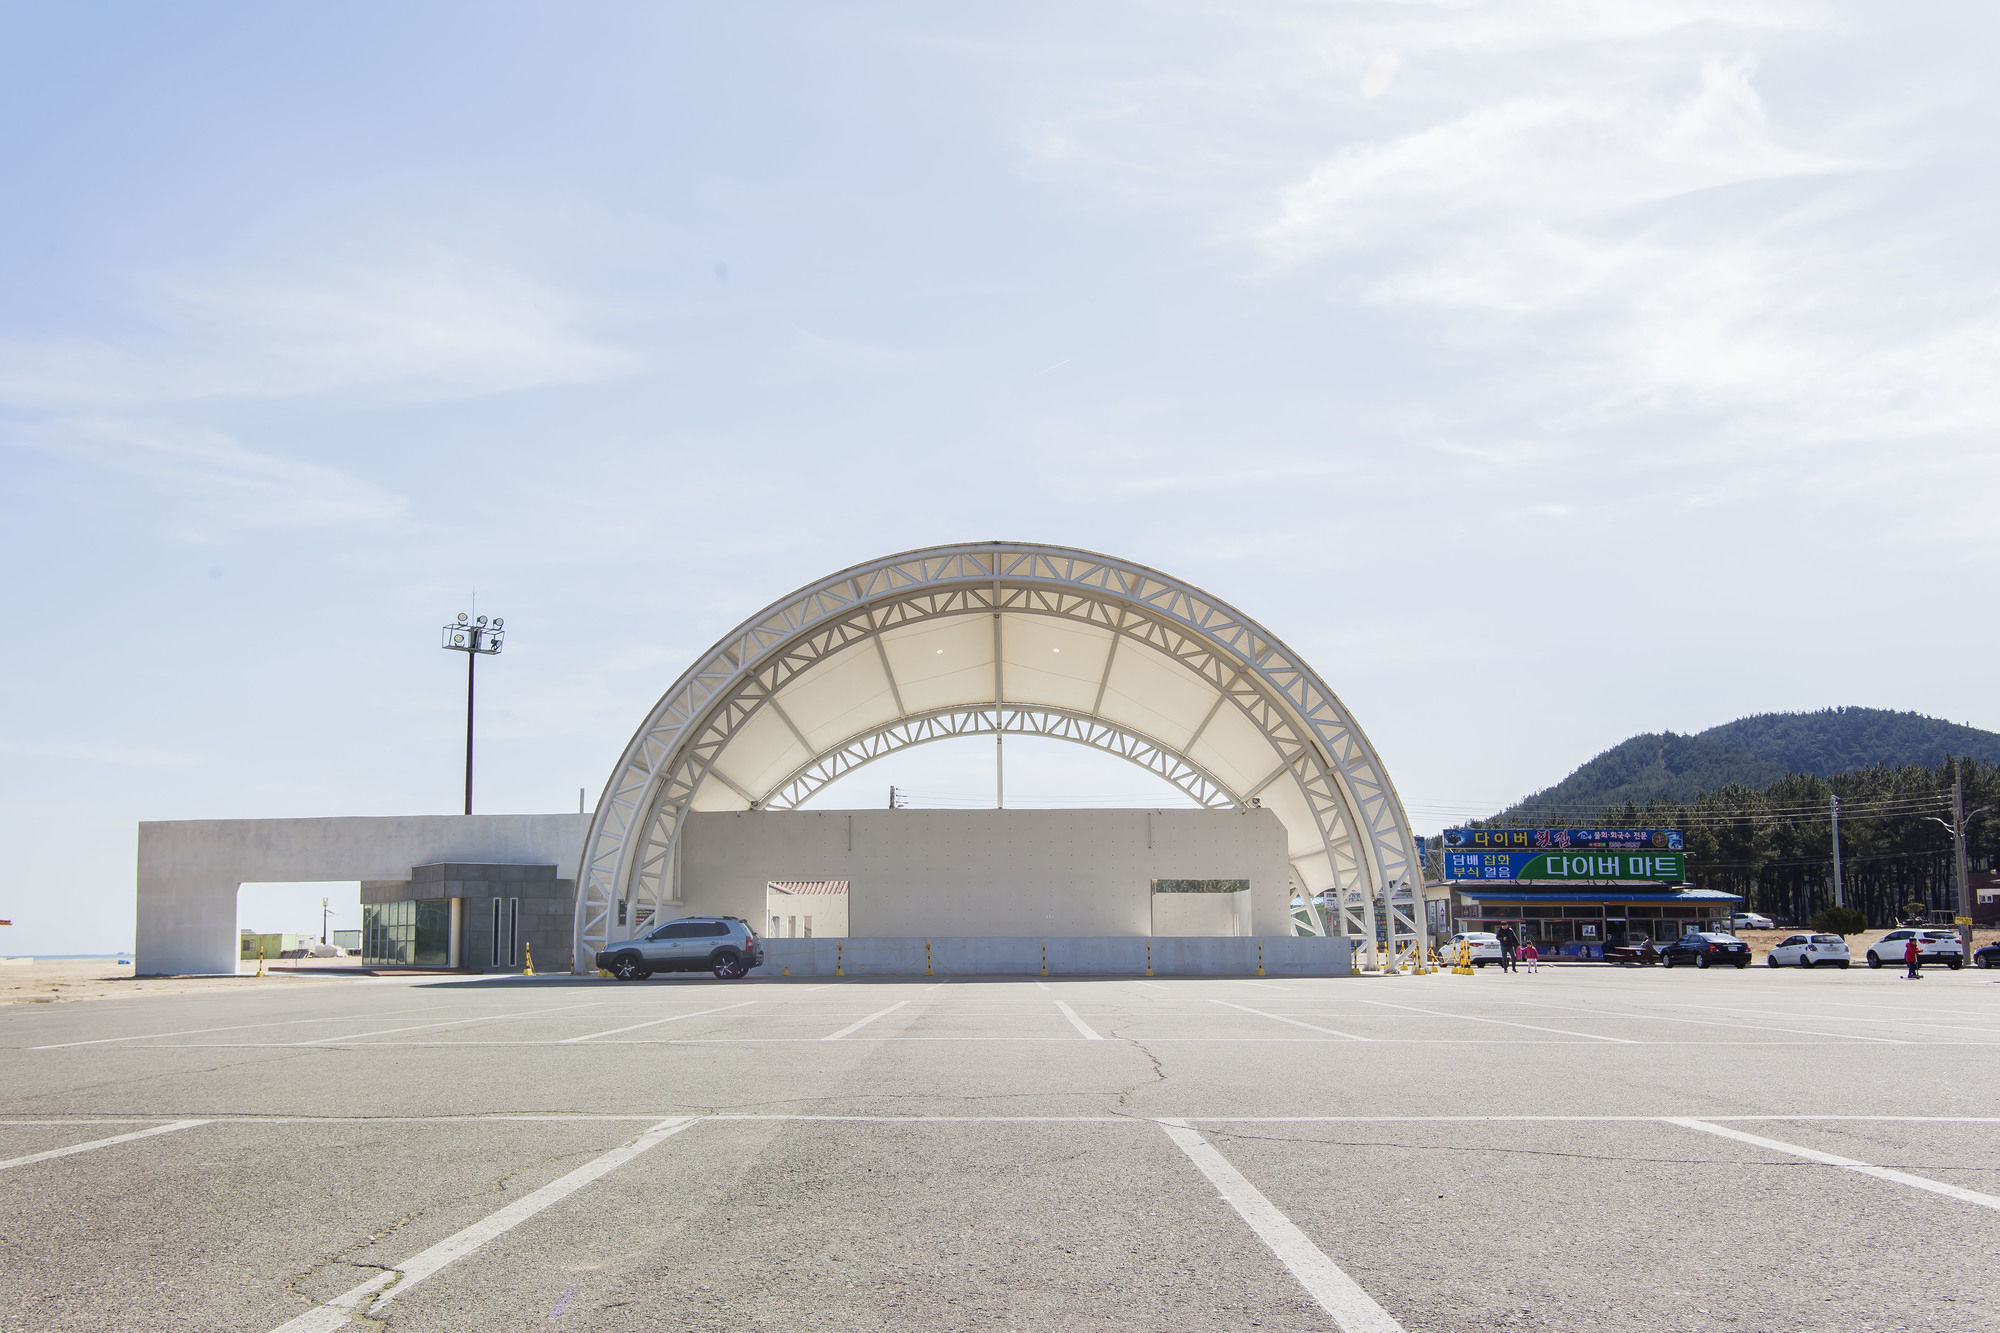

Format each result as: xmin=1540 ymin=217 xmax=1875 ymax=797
xmin=1975 ymin=942 xmax=2000 ymax=970
xmin=1658 ymin=932 xmax=1752 ymax=969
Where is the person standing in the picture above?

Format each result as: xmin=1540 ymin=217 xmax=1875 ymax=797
xmin=1905 ymin=934 xmax=1923 ymax=979
xmin=1520 ymin=941 xmax=1539 ymax=973
xmin=1496 ymin=923 xmax=1519 ymax=973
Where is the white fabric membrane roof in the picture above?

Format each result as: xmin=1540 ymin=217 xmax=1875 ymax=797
xmin=573 ymin=543 xmax=1420 ymax=967
xmin=698 ymin=612 xmax=1289 ymax=821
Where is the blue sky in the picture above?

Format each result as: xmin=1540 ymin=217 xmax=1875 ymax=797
xmin=4 ymin=2 xmax=1995 ymax=951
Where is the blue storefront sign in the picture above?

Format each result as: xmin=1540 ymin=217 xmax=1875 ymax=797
xmin=1442 ymin=827 xmax=1683 ymax=851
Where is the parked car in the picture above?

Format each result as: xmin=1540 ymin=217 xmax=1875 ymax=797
xmin=1865 ymin=929 xmax=1964 ymax=970
xmin=1765 ymin=933 xmax=1851 ymax=968
xmin=1658 ymin=932 xmax=1752 ymax=969
xmin=1975 ymin=942 xmax=2000 ymax=969
xmin=1731 ymin=913 xmax=1777 ymax=930
xmin=1439 ymin=931 xmax=1505 ymax=966
xmin=594 ymin=915 xmax=764 ymax=980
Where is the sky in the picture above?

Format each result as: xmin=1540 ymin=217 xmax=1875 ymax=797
xmin=4 ymin=1 xmax=1996 ymax=951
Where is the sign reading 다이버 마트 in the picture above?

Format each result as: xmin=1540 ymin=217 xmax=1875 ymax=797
xmin=1443 ymin=850 xmax=1686 ymax=882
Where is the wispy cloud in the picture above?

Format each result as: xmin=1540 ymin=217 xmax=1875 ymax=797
xmin=0 ymin=253 xmax=635 ymax=410
xmin=18 ymin=421 xmax=407 ymax=542
xmin=992 ymin=0 xmax=1995 ymax=503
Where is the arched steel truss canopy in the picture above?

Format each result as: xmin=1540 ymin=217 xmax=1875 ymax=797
xmin=573 ymin=543 xmax=1422 ymax=969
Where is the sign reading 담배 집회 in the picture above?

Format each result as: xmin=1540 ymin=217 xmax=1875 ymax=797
xmin=1443 ymin=850 xmax=1685 ymax=882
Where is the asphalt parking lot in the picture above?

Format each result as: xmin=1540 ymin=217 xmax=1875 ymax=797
xmin=4 ymin=965 xmax=1998 ymax=1332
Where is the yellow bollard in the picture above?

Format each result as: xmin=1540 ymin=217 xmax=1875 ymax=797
xmin=781 ymin=966 xmax=791 ymax=977
xmin=1256 ymin=939 xmax=1266 ymax=977
xmin=835 ymin=940 xmax=845 ymax=977
xmin=523 ymin=942 xmax=534 ymax=976
xmin=924 ymin=940 xmax=934 ymax=977
xmin=1145 ymin=938 xmax=1154 ymax=978
xmin=1453 ymin=939 xmax=1474 ymax=975
xmin=255 ymin=943 xmax=265 ymax=978
xmin=1040 ymin=940 xmax=1048 ymax=977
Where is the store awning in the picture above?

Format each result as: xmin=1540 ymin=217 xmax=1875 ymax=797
xmin=1453 ymin=888 xmax=1742 ymax=904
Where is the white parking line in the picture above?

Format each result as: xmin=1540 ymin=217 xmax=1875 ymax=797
xmin=1210 ymin=1000 xmax=1368 ymax=1041
xmin=1509 ymin=1000 xmax=1906 ymax=1044
xmin=298 ymin=1002 xmax=602 ymax=1045
xmin=1666 ymin=1117 xmax=2000 ymax=1213
xmin=1053 ymin=999 xmax=1103 ymax=1040
xmin=556 ymin=1001 xmax=756 ymax=1044
xmin=29 ymin=1007 xmax=434 ymax=1050
xmin=1156 ymin=1119 xmax=1405 ymax=1332
xmin=0 ymin=1120 xmax=208 ymax=1173
xmin=822 ymin=1000 xmax=908 ymax=1041
xmin=1134 ymin=980 xmax=1171 ymax=991
xmin=266 ymin=1117 xmax=696 ymax=1333
xmin=1360 ymin=999 xmax=1639 ymax=1044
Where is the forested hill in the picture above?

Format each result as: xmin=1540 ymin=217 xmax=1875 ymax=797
xmin=1496 ymin=708 xmax=2000 ymax=820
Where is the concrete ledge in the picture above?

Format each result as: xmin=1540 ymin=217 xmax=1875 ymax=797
xmin=756 ymin=935 xmax=1350 ymax=977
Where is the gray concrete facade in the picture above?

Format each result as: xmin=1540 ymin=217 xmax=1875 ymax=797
xmin=136 ymin=814 xmax=591 ymax=975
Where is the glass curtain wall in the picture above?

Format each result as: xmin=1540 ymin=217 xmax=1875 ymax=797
xmin=362 ymin=900 xmax=453 ymax=967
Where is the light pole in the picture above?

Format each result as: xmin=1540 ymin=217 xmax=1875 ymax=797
xmin=441 ymin=612 xmax=506 ymax=815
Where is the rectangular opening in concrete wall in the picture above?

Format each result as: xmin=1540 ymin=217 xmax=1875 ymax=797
xmin=1151 ymin=878 xmax=1251 ymax=937
xmin=765 ymin=880 xmax=849 ymax=939
xmin=236 ymin=882 xmax=361 ymax=973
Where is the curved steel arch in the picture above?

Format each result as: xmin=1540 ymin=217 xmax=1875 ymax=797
xmin=573 ymin=543 xmax=1421 ymax=970
xmin=760 ymin=704 xmax=1240 ymax=812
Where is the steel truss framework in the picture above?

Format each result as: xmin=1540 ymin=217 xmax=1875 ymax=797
xmin=762 ymin=705 xmax=1237 ymax=812
xmin=573 ymin=543 xmax=1423 ymax=971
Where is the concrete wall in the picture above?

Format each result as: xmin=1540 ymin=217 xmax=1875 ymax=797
xmin=136 ymin=814 xmax=591 ymax=975
xmin=677 ymin=808 xmax=1293 ymax=942
xmin=758 ymin=935 xmax=1350 ymax=977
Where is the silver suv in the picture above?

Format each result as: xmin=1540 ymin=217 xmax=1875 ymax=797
xmin=595 ymin=916 xmax=763 ymax=981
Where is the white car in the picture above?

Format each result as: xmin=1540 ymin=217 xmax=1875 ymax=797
xmin=1439 ymin=931 xmax=1505 ymax=966
xmin=1765 ymin=932 xmax=1850 ymax=969
xmin=1731 ymin=913 xmax=1776 ymax=930
xmin=1865 ymin=929 xmax=1965 ymax=970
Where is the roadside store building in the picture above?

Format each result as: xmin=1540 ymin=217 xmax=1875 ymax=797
xmin=1449 ymin=886 xmax=1743 ymax=960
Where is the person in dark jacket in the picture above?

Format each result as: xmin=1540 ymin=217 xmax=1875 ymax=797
xmin=1496 ymin=924 xmax=1519 ymax=973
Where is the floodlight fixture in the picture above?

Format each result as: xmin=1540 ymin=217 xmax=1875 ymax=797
xmin=441 ymin=611 xmax=507 ymax=814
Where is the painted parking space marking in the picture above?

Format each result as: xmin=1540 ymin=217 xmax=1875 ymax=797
xmin=822 ymin=1000 xmax=909 ymax=1041
xmin=27 ymin=1006 xmax=437 ymax=1050
xmin=1666 ymin=1117 xmax=2000 ymax=1213
xmin=1053 ymin=999 xmax=1103 ymax=1040
xmin=556 ymin=1001 xmax=756 ymax=1044
xmin=0 ymin=1120 xmax=208 ymax=1173
xmin=1359 ymin=998 xmax=1639 ymax=1043
xmin=1209 ymin=999 xmax=1368 ymax=1041
xmin=1157 ymin=1118 xmax=1406 ymax=1333
xmin=1507 ymin=999 xmax=1906 ymax=1044
xmin=265 ymin=1116 xmax=696 ymax=1333
xmin=297 ymin=1001 xmax=603 ymax=1045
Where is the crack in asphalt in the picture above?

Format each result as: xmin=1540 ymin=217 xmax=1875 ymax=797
xmin=278 ymin=1143 xmax=611 ymax=1328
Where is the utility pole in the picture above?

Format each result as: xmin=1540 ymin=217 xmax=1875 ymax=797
xmin=321 ymin=896 xmax=330 ymax=945
xmin=1830 ymin=795 xmax=1844 ymax=907
xmin=1953 ymin=760 xmax=1975 ymax=960
xmin=1925 ymin=758 xmax=1987 ymax=963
